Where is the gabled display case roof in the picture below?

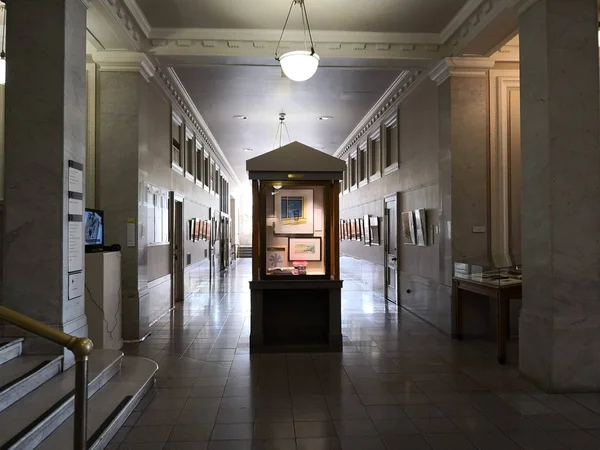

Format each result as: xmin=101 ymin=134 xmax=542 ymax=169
xmin=246 ymin=141 xmax=346 ymax=181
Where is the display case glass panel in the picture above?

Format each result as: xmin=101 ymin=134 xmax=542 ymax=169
xmin=261 ymin=181 xmax=330 ymax=278
xmin=453 ymin=261 xmax=522 ymax=288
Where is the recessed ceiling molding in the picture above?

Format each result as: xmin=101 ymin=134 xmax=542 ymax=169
xmin=91 ymin=51 xmax=156 ymax=81
xmin=122 ymin=0 xmax=151 ymax=37
xmin=147 ymin=40 xmax=444 ymax=60
xmin=148 ymin=27 xmax=442 ymax=46
xmin=156 ymin=67 xmax=241 ymax=188
xmin=334 ymin=69 xmax=425 ymax=159
xmin=93 ymin=0 xmax=147 ymax=50
xmin=429 ymin=57 xmax=495 ymax=85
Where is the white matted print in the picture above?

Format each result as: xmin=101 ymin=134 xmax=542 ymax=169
xmin=266 ymin=247 xmax=285 ymax=268
xmin=274 ymin=189 xmax=314 ymax=235
xmin=288 ymin=237 xmax=322 ymax=261
xmin=402 ymin=211 xmax=417 ymax=245
xmin=414 ymin=208 xmax=428 ymax=246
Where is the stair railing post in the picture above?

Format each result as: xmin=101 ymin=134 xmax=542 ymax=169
xmin=72 ymin=339 xmax=94 ymax=450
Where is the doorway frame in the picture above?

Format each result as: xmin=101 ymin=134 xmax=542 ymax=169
xmin=383 ymin=192 xmax=400 ymax=305
xmin=170 ymin=191 xmax=185 ymax=306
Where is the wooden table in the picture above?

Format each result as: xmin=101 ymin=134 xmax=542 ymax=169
xmin=452 ymin=277 xmax=522 ymax=365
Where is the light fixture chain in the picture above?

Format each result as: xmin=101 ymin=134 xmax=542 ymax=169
xmin=274 ymin=0 xmax=295 ymax=60
xmin=301 ymin=0 xmax=316 ymax=55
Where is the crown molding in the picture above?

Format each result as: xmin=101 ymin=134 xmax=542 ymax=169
xmin=429 ymin=57 xmax=495 ymax=85
xmin=79 ymin=0 xmax=91 ymax=8
xmin=148 ymin=39 xmax=443 ymax=59
xmin=94 ymin=0 xmax=148 ymax=51
xmin=155 ymin=67 xmax=241 ymax=188
xmin=440 ymin=0 xmax=485 ymax=43
xmin=123 ymin=0 xmax=151 ymax=37
xmin=91 ymin=51 xmax=156 ymax=81
xmin=334 ymin=69 xmax=425 ymax=159
xmin=443 ymin=0 xmax=511 ymax=56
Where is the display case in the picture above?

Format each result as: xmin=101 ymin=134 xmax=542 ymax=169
xmin=247 ymin=141 xmax=345 ymax=353
xmin=453 ymin=262 xmax=522 ymax=287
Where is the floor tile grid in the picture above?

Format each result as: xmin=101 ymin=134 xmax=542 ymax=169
xmin=110 ymin=259 xmax=600 ymax=450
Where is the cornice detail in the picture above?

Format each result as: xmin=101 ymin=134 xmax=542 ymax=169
xmin=148 ymin=39 xmax=443 ymax=59
xmin=123 ymin=0 xmax=151 ymax=37
xmin=79 ymin=0 xmax=91 ymax=8
xmin=334 ymin=70 xmax=425 ymax=159
xmin=91 ymin=51 xmax=156 ymax=81
xmin=155 ymin=67 xmax=240 ymax=188
xmin=96 ymin=0 xmax=147 ymax=50
xmin=443 ymin=0 xmax=507 ymax=55
xmin=429 ymin=57 xmax=495 ymax=85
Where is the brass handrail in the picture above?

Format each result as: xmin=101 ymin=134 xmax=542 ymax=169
xmin=0 ymin=305 xmax=94 ymax=450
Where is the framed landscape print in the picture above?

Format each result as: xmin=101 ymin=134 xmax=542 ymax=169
xmin=288 ymin=237 xmax=322 ymax=261
xmin=363 ymin=214 xmax=371 ymax=246
xmin=402 ymin=211 xmax=416 ymax=245
xmin=414 ymin=208 xmax=427 ymax=246
xmin=274 ymin=188 xmax=314 ymax=234
xmin=266 ymin=247 xmax=285 ymax=268
xmin=370 ymin=216 xmax=380 ymax=245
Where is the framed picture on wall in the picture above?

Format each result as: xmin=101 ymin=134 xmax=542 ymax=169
xmin=414 ymin=209 xmax=427 ymax=246
xmin=266 ymin=247 xmax=285 ymax=268
xmin=350 ymin=219 xmax=356 ymax=240
xmin=340 ymin=220 xmax=344 ymax=241
xmin=194 ymin=218 xmax=201 ymax=241
xmin=402 ymin=212 xmax=417 ymax=245
xmin=370 ymin=216 xmax=380 ymax=245
xmin=357 ymin=218 xmax=363 ymax=241
xmin=274 ymin=188 xmax=314 ymax=235
xmin=289 ymin=237 xmax=322 ymax=261
xmin=189 ymin=219 xmax=195 ymax=241
xmin=344 ymin=220 xmax=350 ymax=240
xmin=363 ymin=214 xmax=371 ymax=246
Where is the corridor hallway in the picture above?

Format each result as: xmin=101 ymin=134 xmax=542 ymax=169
xmin=112 ymin=259 xmax=600 ymax=450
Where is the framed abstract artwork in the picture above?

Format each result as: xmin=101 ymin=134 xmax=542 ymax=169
xmin=288 ymin=237 xmax=322 ymax=261
xmin=274 ymin=188 xmax=314 ymax=235
xmin=414 ymin=208 xmax=427 ymax=246
xmin=266 ymin=247 xmax=285 ymax=268
xmin=402 ymin=211 xmax=416 ymax=245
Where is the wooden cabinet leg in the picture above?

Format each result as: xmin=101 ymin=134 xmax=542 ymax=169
xmin=497 ymin=296 xmax=508 ymax=364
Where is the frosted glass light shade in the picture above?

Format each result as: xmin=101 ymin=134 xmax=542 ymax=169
xmin=0 ymin=58 xmax=5 ymax=85
xmin=279 ymin=50 xmax=320 ymax=82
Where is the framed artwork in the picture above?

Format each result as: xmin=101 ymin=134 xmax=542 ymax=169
xmin=339 ymin=220 xmax=344 ymax=241
xmin=193 ymin=218 xmax=200 ymax=241
xmin=370 ymin=216 xmax=380 ymax=245
xmin=344 ymin=220 xmax=350 ymax=240
xmin=363 ymin=214 xmax=371 ymax=246
xmin=401 ymin=211 xmax=416 ymax=245
xmin=189 ymin=219 xmax=195 ymax=241
xmin=266 ymin=247 xmax=285 ymax=268
xmin=350 ymin=219 xmax=356 ymax=240
xmin=357 ymin=218 xmax=363 ymax=241
xmin=288 ymin=237 xmax=322 ymax=261
xmin=201 ymin=220 xmax=207 ymax=240
xmin=274 ymin=188 xmax=314 ymax=234
xmin=414 ymin=208 xmax=427 ymax=246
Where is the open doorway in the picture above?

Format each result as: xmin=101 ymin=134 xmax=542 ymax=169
xmin=384 ymin=193 xmax=399 ymax=304
xmin=170 ymin=192 xmax=184 ymax=305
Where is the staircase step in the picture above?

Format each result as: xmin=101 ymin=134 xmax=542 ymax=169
xmin=36 ymin=356 xmax=158 ymax=450
xmin=0 ymin=350 xmax=123 ymax=450
xmin=0 ymin=339 xmax=24 ymax=366
xmin=0 ymin=356 xmax=63 ymax=413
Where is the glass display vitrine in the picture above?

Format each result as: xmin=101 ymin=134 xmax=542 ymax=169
xmin=453 ymin=261 xmax=522 ymax=288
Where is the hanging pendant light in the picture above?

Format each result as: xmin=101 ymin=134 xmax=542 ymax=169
xmin=0 ymin=4 xmax=6 ymax=85
xmin=275 ymin=0 xmax=319 ymax=82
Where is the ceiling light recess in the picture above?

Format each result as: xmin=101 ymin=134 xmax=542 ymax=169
xmin=275 ymin=0 xmax=319 ymax=82
xmin=233 ymin=115 xmax=248 ymax=120
xmin=243 ymin=148 xmax=254 ymax=152
xmin=319 ymin=116 xmax=333 ymax=121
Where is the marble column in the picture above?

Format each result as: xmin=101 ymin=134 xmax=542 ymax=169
xmin=2 ymin=0 xmax=89 ymax=362
xmin=518 ymin=0 xmax=600 ymax=392
xmin=92 ymin=51 xmax=155 ymax=341
xmin=431 ymin=58 xmax=495 ymax=337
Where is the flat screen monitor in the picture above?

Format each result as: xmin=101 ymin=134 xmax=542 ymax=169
xmin=84 ymin=209 xmax=104 ymax=251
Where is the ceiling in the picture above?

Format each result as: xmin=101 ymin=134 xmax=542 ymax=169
xmin=113 ymin=0 xmax=479 ymax=183
xmin=175 ymin=64 xmax=406 ymax=179
xmin=136 ymin=0 xmax=469 ymax=33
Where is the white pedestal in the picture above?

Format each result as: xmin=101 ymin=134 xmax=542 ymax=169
xmin=85 ymin=251 xmax=123 ymax=350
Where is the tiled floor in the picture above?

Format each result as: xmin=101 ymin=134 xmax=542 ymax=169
xmin=109 ymin=258 xmax=600 ymax=450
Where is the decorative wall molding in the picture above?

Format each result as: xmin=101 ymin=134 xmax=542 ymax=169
xmin=148 ymin=38 xmax=443 ymax=59
xmin=429 ymin=57 xmax=496 ymax=85
xmin=94 ymin=0 xmax=148 ymax=51
xmin=79 ymin=0 xmax=92 ymax=8
xmin=154 ymin=67 xmax=241 ymax=188
xmin=123 ymin=0 xmax=152 ymax=37
xmin=489 ymin=70 xmax=520 ymax=266
xmin=334 ymin=69 xmax=425 ymax=159
xmin=440 ymin=0 xmax=486 ymax=43
xmin=91 ymin=51 xmax=156 ymax=81
xmin=490 ymin=39 xmax=519 ymax=62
